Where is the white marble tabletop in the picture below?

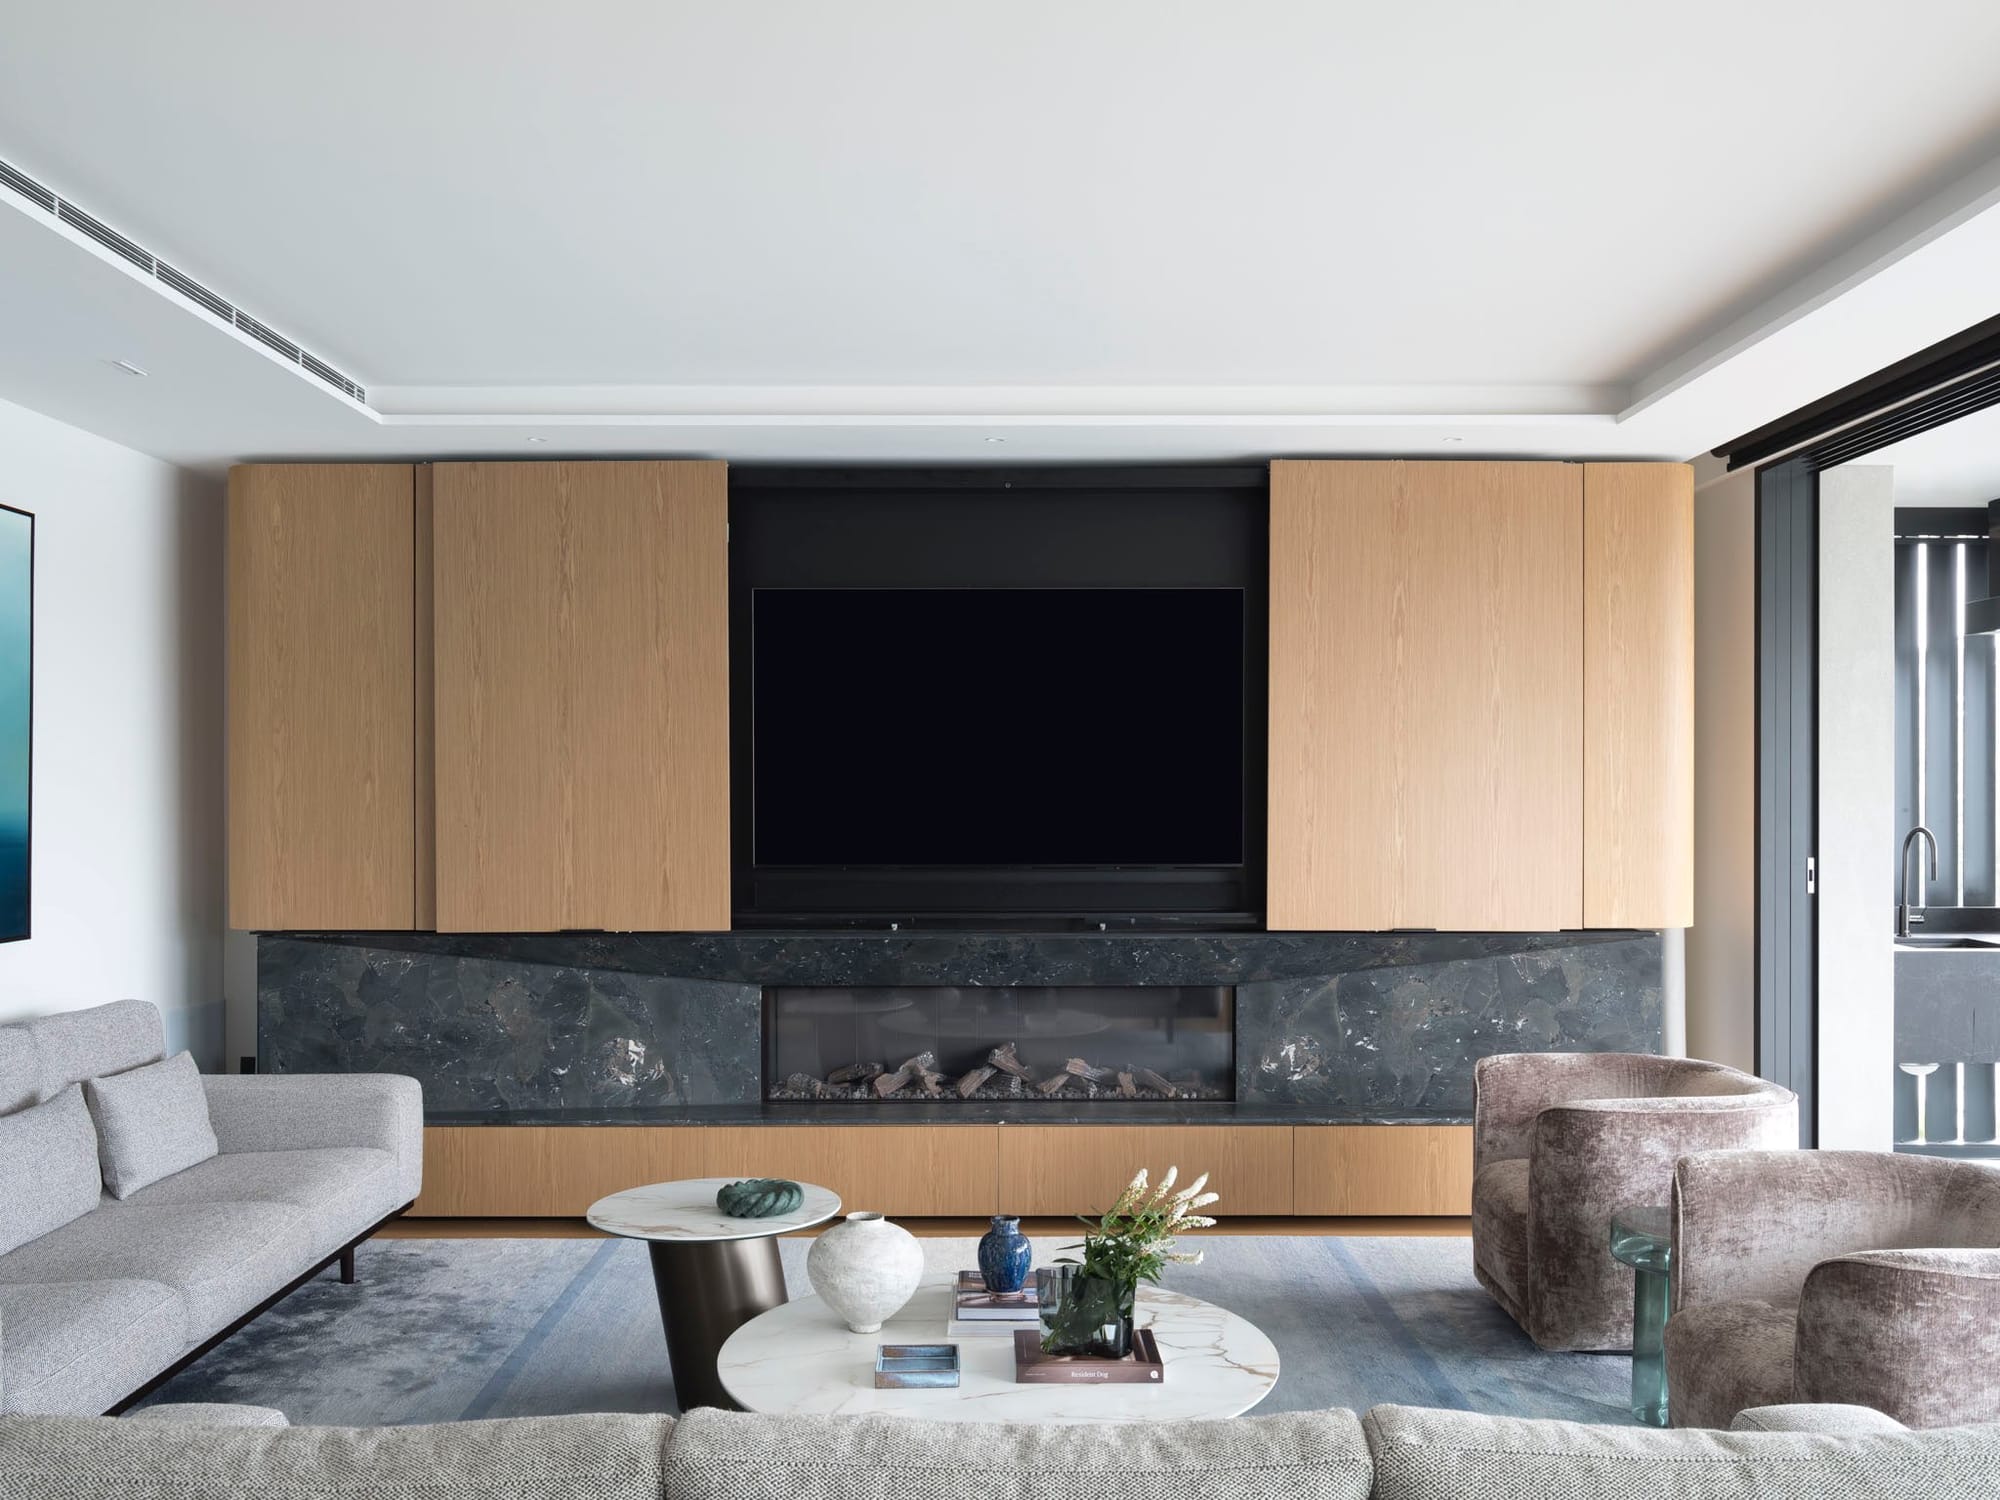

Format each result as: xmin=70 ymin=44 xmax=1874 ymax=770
xmin=586 ymin=1178 xmax=841 ymax=1242
xmin=717 ymin=1277 xmax=1279 ymax=1423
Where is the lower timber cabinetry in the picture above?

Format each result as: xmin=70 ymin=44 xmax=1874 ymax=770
xmin=413 ymin=1123 xmax=1474 ymax=1219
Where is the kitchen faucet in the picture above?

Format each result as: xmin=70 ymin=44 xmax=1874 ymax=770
xmin=1898 ymin=826 xmax=1939 ymax=938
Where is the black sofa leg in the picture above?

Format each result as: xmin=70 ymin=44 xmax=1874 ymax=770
xmin=339 ymin=1244 xmax=357 ymax=1284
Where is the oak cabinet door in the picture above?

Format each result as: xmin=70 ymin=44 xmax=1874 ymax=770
xmin=228 ymin=464 xmax=419 ymax=930
xmin=1268 ymin=460 xmax=1583 ymax=931
xmin=432 ymin=461 xmax=730 ymax=932
xmin=1584 ymin=462 xmax=1694 ymax=928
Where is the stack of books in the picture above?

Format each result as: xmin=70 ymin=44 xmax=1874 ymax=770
xmin=947 ymin=1270 xmax=1041 ymax=1338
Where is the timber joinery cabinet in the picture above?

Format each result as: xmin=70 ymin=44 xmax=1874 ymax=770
xmin=1267 ymin=459 xmax=1693 ymax=932
xmin=227 ymin=459 xmax=731 ymax=933
xmin=430 ymin=461 xmax=730 ymax=932
xmin=227 ymin=464 xmax=424 ymax=930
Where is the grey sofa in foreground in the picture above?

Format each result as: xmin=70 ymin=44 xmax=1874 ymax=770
xmin=2 ymin=1401 xmax=1995 ymax=1500
xmin=0 ymin=1001 xmax=422 ymax=1415
xmin=1667 ymin=1148 xmax=2000 ymax=1430
xmin=1471 ymin=1052 xmax=1798 ymax=1352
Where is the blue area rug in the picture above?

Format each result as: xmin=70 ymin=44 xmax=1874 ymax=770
xmin=140 ymin=1236 xmax=1635 ymax=1426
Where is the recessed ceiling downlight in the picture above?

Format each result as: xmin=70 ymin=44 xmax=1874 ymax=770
xmin=108 ymin=358 xmax=147 ymax=377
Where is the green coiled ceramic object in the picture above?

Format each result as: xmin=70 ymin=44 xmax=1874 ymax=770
xmin=716 ymin=1178 xmax=806 ymax=1219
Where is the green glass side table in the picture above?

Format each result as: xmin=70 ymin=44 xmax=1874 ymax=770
xmin=1609 ymin=1205 xmax=1672 ymax=1427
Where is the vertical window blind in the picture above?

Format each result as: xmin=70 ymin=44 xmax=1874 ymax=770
xmin=1895 ymin=526 xmax=1998 ymax=908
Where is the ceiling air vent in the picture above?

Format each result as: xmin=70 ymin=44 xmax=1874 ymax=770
xmin=56 ymin=202 xmax=152 ymax=273
xmin=156 ymin=261 xmax=231 ymax=321
xmin=233 ymin=311 xmax=300 ymax=363
xmin=0 ymin=159 xmax=54 ymax=212
xmin=0 ymin=150 xmax=369 ymax=409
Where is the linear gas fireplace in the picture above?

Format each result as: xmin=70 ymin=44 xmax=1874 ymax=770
xmin=765 ymin=986 xmax=1235 ymax=1104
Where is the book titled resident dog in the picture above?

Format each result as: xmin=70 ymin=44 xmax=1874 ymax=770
xmin=1012 ymin=1328 xmax=1165 ymax=1383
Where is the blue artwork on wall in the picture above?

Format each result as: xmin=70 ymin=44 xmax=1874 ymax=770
xmin=0 ymin=505 xmax=31 ymax=942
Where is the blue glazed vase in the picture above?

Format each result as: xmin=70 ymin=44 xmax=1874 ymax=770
xmin=977 ymin=1214 xmax=1032 ymax=1293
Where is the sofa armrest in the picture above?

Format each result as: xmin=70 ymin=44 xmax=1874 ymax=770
xmin=1673 ymin=1150 xmax=1979 ymax=1311
xmin=1731 ymin=1403 xmax=1906 ymax=1435
xmin=1519 ymin=1096 xmax=1796 ymax=1348
xmin=1793 ymin=1248 xmax=2000 ymax=1428
xmin=127 ymin=1403 xmax=290 ymax=1428
xmin=202 ymin=1073 xmax=422 ymax=1206
xmin=1474 ymin=1052 xmax=1652 ymax=1172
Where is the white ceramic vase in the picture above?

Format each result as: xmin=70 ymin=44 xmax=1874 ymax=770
xmin=806 ymin=1210 xmax=923 ymax=1333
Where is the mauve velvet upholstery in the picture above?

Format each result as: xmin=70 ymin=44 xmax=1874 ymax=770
xmin=1667 ymin=1149 xmax=2000 ymax=1429
xmin=1470 ymin=1053 xmax=1797 ymax=1351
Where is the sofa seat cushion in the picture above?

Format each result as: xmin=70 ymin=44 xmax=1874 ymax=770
xmin=0 ymin=1201 xmax=313 ymax=1335
xmin=0 ymin=1087 xmax=104 ymax=1259
xmin=123 ymin=1148 xmax=400 ymax=1258
xmin=1364 ymin=1403 xmax=2000 ymax=1498
xmin=0 ymin=1279 xmax=186 ymax=1416
xmin=1662 ymin=1297 xmax=1797 ymax=1430
xmin=0 ymin=1412 xmax=673 ymax=1500
xmin=1471 ymin=1158 xmax=1530 ymax=1306
xmin=663 ymin=1409 xmax=1374 ymax=1500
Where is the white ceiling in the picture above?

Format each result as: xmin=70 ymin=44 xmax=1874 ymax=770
xmin=3 ymin=1 xmax=2000 ymax=469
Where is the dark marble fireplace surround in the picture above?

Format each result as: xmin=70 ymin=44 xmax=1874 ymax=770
xmin=259 ymin=929 xmax=1663 ymax=1126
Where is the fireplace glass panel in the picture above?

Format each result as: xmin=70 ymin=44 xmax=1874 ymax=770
xmin=766 ymin=986 xmax=1234 ymax=1103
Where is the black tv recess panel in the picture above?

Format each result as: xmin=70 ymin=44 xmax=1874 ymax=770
xmin=728 ymin=466 xmax=1268 ymax=929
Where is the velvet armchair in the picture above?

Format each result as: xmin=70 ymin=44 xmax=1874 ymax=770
xmin=1471 ymin=1052 xmax=1798 ymax=1351
xmin=1666 ymin=1148 xmax=2000 ymax=1429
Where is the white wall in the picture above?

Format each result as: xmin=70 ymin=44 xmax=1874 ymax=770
xmin=1817 ymin=464 xmax=1896 ymax=1149
xmin=0 ymin=397 xmax=225 ymax=1064
xmin=1687 ymin=460 xmax=1757 ymax=1072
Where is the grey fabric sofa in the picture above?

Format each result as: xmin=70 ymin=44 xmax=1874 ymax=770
xmin=0 ymin=1001 xmax=422 ymax=1416
xmin=3 ymin=1400 xmax=1995 ymax=1499
xmin=1471 ymin=1052 xmax=1798 ymax=1351
xmin=1666 ymin=1148 xmax=2000 ymax=1430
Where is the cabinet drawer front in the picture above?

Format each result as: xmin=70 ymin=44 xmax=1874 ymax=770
xmin=416 ymin=1125 xmax=1000 ymax=1218
xmin=995 ymin=1125 xmax=1294 ymax=1216
xmin=1293 ymin=1125 xmax=1472 ymax=1215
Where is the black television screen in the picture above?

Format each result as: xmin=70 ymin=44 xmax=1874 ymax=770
xmin=751 ymin=588 xmax=1246 ymax=868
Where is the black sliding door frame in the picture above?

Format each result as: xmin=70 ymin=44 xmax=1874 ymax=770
xmin=1726 ymin=312 xmax=2000 ymax=1149
xmin=1756 ymin=457 xmax=1817 ymax=1143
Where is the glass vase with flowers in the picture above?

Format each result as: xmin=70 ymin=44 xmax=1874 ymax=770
xmin=1036 ymin=1165 xmax=1219 ymax=1358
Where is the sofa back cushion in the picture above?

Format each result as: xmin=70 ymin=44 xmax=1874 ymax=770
xmin=0 ymin=1027 xmax=36 ymax=1115
xmin=22 ymin=1001 xmax=163 ymax=1101
xmin=0 ymin=1086 xmax=103 ymax=1257
xmin=1364 ymin=1404 xmax=2000 ymax=1498
xmin=84 ymin=1051 xmax=219 ymax=1198
xmin=0 ymin=1412 xmax=674 ymax=1500
xmin=664 ymin=1409 xmax=1373 ymax=1500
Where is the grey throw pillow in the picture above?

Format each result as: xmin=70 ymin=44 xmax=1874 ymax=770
xmin=0 ymin=1084 xmax=103 ymax=1255
xmin=84 ymin=1050 xmax=219 ymax=1198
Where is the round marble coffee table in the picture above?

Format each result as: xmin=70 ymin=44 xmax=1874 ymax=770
xmin=587 ymin=1177 xmax=841 ymax=1411
xmin=717 ymin=1277 xmax=1279 ymax=1423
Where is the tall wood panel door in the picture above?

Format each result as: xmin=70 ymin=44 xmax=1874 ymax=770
xmin=1268 ymin=460 xmax=1584 ymax=930
xmin=227 ymin=464 xmax=421 ymax=930
xmin=1583 ymin=463 xmax=1694 ymax=928
xmin=432 ymin=461 xmax=730 ymax=931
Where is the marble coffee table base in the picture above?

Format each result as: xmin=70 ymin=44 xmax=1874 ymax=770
xmin=646 ymin=1236 xmax=789 ymax=1411
xmin=586 ymin=1177 xmax=843 ymax=1412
